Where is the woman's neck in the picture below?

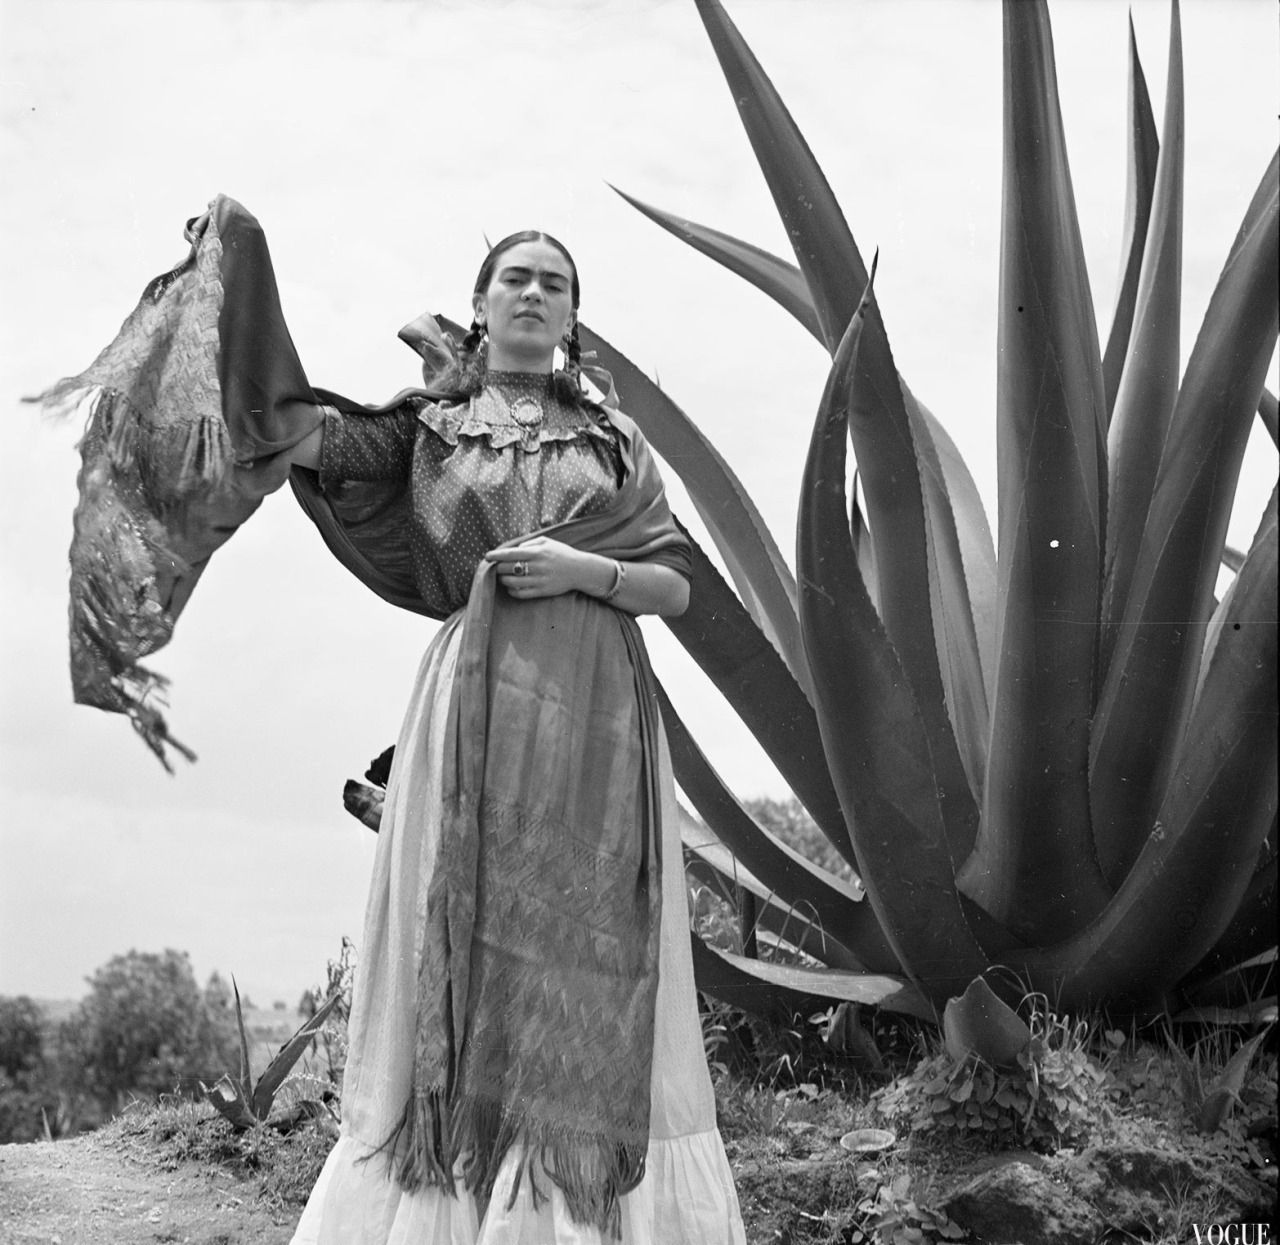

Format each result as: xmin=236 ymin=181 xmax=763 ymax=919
xmin=485 ymin=345 xmax=554 ymax=374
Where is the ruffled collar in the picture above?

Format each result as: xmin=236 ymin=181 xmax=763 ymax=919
xmin=416 ymin=373 xmax=614 ymax=453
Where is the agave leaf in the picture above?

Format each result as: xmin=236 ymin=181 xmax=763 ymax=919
xmin=614 ymin=118 xmax=997 ymax=731
xmin=250 ymin=992 xmax=341 ymax=1121
xmin=905 ymin=393 xmax=993 ymax=803
xmin=1184 ymin=850 xmax=1277 ymax=986
xmin=682 ymin=825 xmax=868 ymax=973
xmin=1174 ymin=999 xmax=1278 ymax=1029
xmin=202 ymin=1074 xmax=257 ymax=1131
xmin=1195 ymin=550 xmax=1247 ymax=708
xmin=850 ymin=480 xmax=880 ymax=610
xmin=796 ymin=271 xmax=989 ymax=1003
xmin=853 ymin=423 xmax=997 ymax=725
xmin=690 ymin=933 xmax=935 ymax=1023
xmin=1194 ymin=583 xmax=1235 ymax=696
xmin=942 ymin=976 xmax=1031 ymax=1068
xmin=1182 ymin=947 xmax=1277 ymax=1012
xmin=693 ymin=0 xmax=999 ymax=720
xmin=1101 ymin=0 xmax=1185 ymax=696
xmin=1259 ymin=386 xmax=1278 ymax=447
xmin=1090 ymin=150 xmax=1279 ymax=880
xmin=916 ymin=403 xmax=998 ymax=709
xmin=579 ymin=324 xmax=810 ymax=696
xmin=607 ymin=187 xmax=823 ymax=342
xmin=837 ymin=259 xmax=980 ymax=857
xmin=611 ymin=185 xmax=999 ymax=713
xmin=1101 ymin=11 xmax=1161 ymax=421
xmin=1022 ymin=493 xmax=1277 ymax=1011
xmin=663 ymin=530 xmax=850 ymax=861
xmin=693 ymin=0 xmax=868 ymax=351
xmin=662 ymin=684 xmax=902 ymax=973
xmin=960 ymin=0 xmax=1111 ymax=942
xmin=1196 ymin=1029 xmax=1271 ymax=1133
xmin=231 ymin=976 xmax=253 ymax=1107
xmin=1220 ymin=545 xmax=1246 ymax=575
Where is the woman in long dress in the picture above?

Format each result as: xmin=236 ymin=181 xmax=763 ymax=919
xmin=40 ymin=197 xmax=744 ymax=1244
xmin=284 ymin=231 xmax=746 ymax=1244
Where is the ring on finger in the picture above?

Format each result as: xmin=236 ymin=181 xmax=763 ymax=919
xmin=513 ymin=560 xmax=529 ymax=577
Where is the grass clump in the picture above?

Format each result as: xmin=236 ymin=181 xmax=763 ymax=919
xmin=122 ymin=1096 xmax=337 ymax=1211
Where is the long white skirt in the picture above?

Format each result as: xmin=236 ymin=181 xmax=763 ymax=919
xmin=290 ymin=615 xmax=746 ymax=1244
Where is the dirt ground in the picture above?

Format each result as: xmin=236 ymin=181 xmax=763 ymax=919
xmin=0 ymin=1111 xmax=883 ymax=1245
xmin=0 ymin=1133 xmax=297 ymax=1245
xmin=2 ymin=1089 xmax=1273 ymax=1245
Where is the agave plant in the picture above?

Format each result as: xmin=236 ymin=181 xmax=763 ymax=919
xmin=579 ymin=0 xmax=1276 ymax=1022
xmin=201 ymin=978 xmax=341 ymax=1131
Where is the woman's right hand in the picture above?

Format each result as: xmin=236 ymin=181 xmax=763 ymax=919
xmin=485 ymin=537 xmax=595 ymax=600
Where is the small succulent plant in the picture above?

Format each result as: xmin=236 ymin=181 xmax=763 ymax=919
xmin=201 ymin=978 xmax=340 ymax=1132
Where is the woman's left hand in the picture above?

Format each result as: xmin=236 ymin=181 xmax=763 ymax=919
xmin=485 ymin=536 xmax=597 ymax=600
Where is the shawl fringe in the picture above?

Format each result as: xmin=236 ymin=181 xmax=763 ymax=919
xmin=374 ymin=1088 xmax=646 ymax=1239
xmin=110 ymin=667 xmax=197 ymax=773
xmin=56 ymin=386 xmax=236 ymax=493
xmin=177 ymin=409 xmax=234 ymax=487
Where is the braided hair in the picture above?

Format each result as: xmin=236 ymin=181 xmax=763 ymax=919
xmin=425 ymin=231 xmax=588 ymax=407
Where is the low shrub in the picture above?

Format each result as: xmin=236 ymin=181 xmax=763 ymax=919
xmin=871 ymin=999 xmax=1111 ymax=1151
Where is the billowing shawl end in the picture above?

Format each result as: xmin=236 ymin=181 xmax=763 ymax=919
xmin=30 ymin=197 xmax=324 ymax=767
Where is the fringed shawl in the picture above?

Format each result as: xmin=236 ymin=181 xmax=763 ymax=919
xmin=33 ymin=198 xmax=326 ymax=764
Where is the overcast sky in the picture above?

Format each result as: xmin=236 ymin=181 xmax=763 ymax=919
xmin=1 ymin=0 xmax=1276 ymax=1005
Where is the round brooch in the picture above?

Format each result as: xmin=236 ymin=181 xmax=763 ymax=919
xmin=509 ymin=397 xmax=544 ymax=429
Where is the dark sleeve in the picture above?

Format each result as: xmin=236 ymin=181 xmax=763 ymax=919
xmin=318 ymin=404 xmax=419 ymax=486
xmin=637 ymin=541 xmax=693 ymax=582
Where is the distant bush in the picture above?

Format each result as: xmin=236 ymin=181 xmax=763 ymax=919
xmin=0 ymin=996 xmax=44 ymax=1079
xmin=0 ymin=995 xmax=59 ymax=1142
xmin=56 ymin=950 xmax=240 ymax=1125
xmin=742 ymin=796 xmax=855 ymax=882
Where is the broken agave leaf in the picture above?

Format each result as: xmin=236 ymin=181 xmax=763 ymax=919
xmin=942 ymin=976 xmax=1030 ymax=1068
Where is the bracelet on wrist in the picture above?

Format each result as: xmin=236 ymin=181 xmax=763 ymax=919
xmin=601 ymin=559 xmax=626 ymax=602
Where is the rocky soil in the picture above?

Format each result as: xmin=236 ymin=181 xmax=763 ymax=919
xmin=0 ymin=1129 xmax=294 ymax=1245
xmin=0 ymin=1092 xmax=1275 ymax=1244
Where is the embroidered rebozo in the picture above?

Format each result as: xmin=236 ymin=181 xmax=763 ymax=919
xmin=380 ymin=581 xmax=662 ymax=1236
xmin=27 ymin=200 xmax=325 ymax=767
xmin=375 ymin=416 xmax=689 ymax=1238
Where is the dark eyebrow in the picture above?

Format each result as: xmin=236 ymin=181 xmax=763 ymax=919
xmin=497 ymin=264 xmax=570 ymax=283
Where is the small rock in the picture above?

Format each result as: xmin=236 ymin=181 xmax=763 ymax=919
xmin=943 ymin=1160 xmax=1103 ymax=1245
xmin=1063 ymin=1142 xmax=1277 ymax=1230
xmin=146 ymin=1206 xmax=163 ymax=1223
xmin=1063 ymin=1143 xmax=1197 ymax=1232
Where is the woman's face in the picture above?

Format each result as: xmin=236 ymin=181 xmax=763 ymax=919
xmin=473 ymin=239 xmax=576 ymax=372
